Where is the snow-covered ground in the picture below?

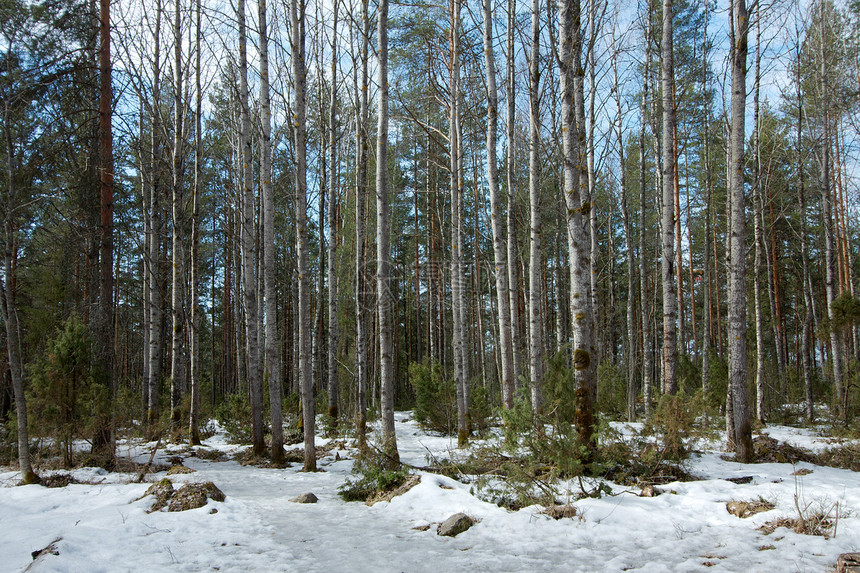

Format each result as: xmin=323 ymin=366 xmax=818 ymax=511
xmin=2 ymin=412 xmax=859 ymax=572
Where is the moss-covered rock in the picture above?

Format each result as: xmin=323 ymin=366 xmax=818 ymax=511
xmin=143 ymin=478 xmax=175 ymax=512
xmin=167 ymin=464 xmax=196 ymax=475
xmin=167 ymin=481 xmax=226 ymax=512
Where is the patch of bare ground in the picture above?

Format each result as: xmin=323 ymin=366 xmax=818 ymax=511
xmin=541 ymin=504 xmax=578 ymax=520
xmin=366 ymin=474 xmax=421 ymax=506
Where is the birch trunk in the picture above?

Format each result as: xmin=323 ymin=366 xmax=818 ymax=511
xmin=701 ymin=5 xmax=711 ymax=394
xmin=482 ymin=0 xmax=513 ymax=409
xmin=661 ymin=0 xmax=678 ymax=396
xmin=291 ymin=0 xmax=315 ymax=471
xmin=506 ymin=0 xmax=522 ymax=386
xmin=752 ymin=21 xmax=765 ymax=422
xmin=559 ymin=0 xmax=596 ymax=458
xmin=639 ymin=20 xmax=652 ymax=413
xmin=147 ymin=0 xmax=163 ymax=431
xmin=527 ymin=0 xmax=543 ymax=414
xmin=818 ymin=0 xmax=844 ymax=416
xmin=327 ymin=0 xmax=340 ymax=424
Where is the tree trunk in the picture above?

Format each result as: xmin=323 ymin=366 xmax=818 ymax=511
xmin=661 ymin=0 xmax=677 ymax=397
xmin=612 ymin=38 xmax=636 ymax=422
xmin=376 ymin=0 xmax=398 ymax=464
xmin=291 ymin=0 xmax=315 ymax=471
xmin=450 ymin=0 xmax=469 ymax=446
xmin=189 ymin=0 xmax=202 ymax=445
xmin=354 ymin=0 xmax=370 ymax=449
xmin=701 ymin=5 xmax=711 ymax=395
xmin=559 ymin=0 xmax=596 ymax=460
xmin=147 ymin=0 xmax=163 ymax=433
xmin=1 ymin=92 xmax=36 ymax=483
xmin=728 ymin=0 xmax=753 ymax=462
xmin=527 ymin=0 xmax=543 ymax=415
xmin=506 ymin=0 xmax=522 ymax=387
xmin=752 ymin=17 xmax=765 ymax=422
xmin=639 ymin=17 xmax=653 ymax=414
xmin=237 ymin=0 xmax=265 ymax=456
xmin=327 ymin=0 xmax=340 ymax=426
xmin=259 ymin=0 xmax=283 ymax=463
xmin=170 ymin=0 xmax=185 ymax=432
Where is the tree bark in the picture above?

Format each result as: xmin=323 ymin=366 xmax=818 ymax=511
xmin=237 ymin=0 xmax=265 ymax=456
xmin=527 ymin=0 xmax=543 ymax=414
xmin=189 ymin=0 xmax=202 ymax=445
xmin=450 ymin=0 xmax=469 ymax=446
xmin=506 ymin=0 xmax=522 ymax=387
xmin=728 ymin=0 xmax=753 ymax=462
xmin=661 ymin=0 xmax=678 ymax=397
xmin=376 ymin=0 xmax=398 ymax=464
xmin=259 ymin=0 xmax=283 ymax=463
xmin=292 ymin=0 xmax=315 ymax=471
xmin=559 ymin=0 xmax=596 ymax=459
xmin=354 ymin=0 xmax=370 ymax=449
xmin=327 ymin=0 xmax=340 ymax=426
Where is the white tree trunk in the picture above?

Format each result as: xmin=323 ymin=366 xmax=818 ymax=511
xmin=291 ymin=0 xmax=315 ymax=471
xmin=482 ymin=0 xmax=513 ymax=410
xmin=527 ymin=0 xmax=543 ymax=414
xmin=661 ymin=0 xmax=678 ymax=396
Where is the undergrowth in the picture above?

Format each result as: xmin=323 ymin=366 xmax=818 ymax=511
xmin=338 ymin=451 xmax=410 ymax=503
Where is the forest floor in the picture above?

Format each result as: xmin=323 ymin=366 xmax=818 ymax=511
xmin=2 ymin=412 xmax=860 ymax=572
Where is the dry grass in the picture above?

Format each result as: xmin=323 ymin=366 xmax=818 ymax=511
xmin=726 ymin=499 xmax=775 ymax=519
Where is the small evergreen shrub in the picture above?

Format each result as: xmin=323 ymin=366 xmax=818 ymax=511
xmin=215 ymin=393 xmax=252 ymax=444
xmin=338 ymin=453 xmax=410 ymax=502
xmin=27 ymin=314 xmax=93 ymax=467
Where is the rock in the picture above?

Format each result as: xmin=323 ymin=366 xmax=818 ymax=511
xmin=639 ymin=485 xmax=662 ymax=497
xmin=143 ymin=478 xmax=175 ymax=512
xmin=437 ymin=513 xmax=475 ymax=537
xmin=167 ymin=464 xmax=196 ymax=475
xmin=168 ymin=481 xmax=226 ymax=512
xmin=725 ymin=476 xmax=754 ymax=485
xmin=837 ymin=553 xmax=860 ymax=573
xmin=289 ymin=492 xmax=319 ymax=504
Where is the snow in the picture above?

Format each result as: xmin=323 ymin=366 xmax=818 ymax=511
xmin=2 ymin=412 xmax=859 ymax=572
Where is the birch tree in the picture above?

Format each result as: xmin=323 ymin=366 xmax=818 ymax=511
xmin=527 ymin=0 xmax=543 ymax=414
xmin=661 ymin=0 xmax=678 ymax=397
xmin=482 ymin=0 xmax=514 ymax=410
xmin=292 ymin=0 xmax=315 ymax=471
xmin=558 ymin=0 xmax=597 ymax=458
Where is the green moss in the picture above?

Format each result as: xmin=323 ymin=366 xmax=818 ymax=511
xmin=573 ymin=349 xmax=591 ymax=371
